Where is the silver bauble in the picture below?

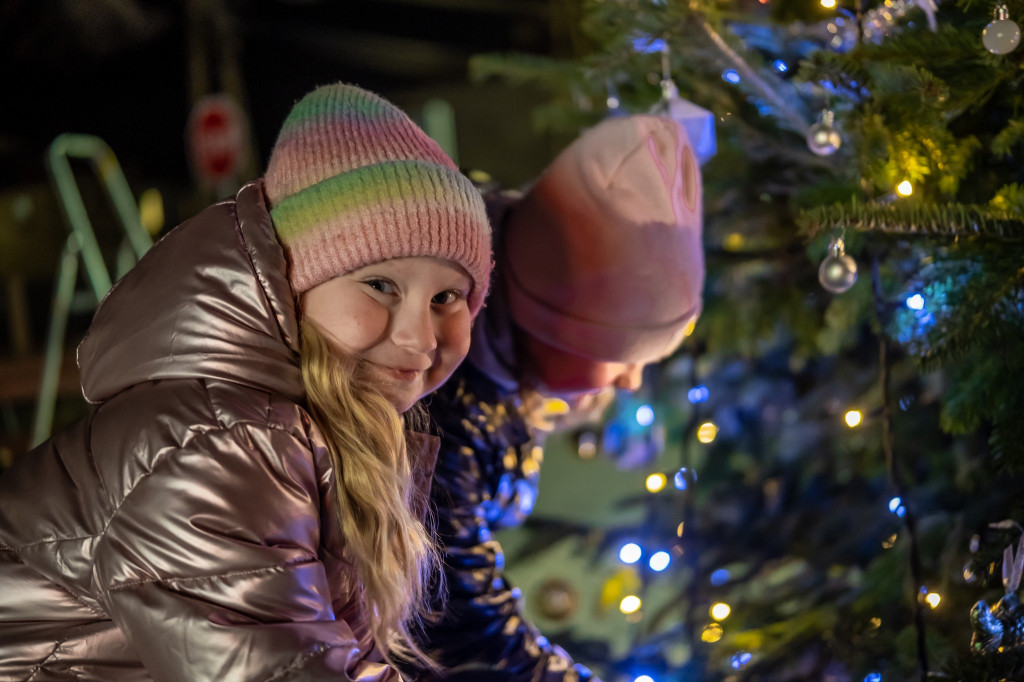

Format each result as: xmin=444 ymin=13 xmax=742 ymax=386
xmin=819 ymin=239 xmax=858 ymax=294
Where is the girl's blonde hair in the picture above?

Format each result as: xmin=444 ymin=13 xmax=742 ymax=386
xmin=299 ymin=318 xmax=441 ymax=670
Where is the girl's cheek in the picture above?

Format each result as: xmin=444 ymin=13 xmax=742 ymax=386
xmin=335 ymin=299 xmax=391 ymax=352
xmin=442 ymin=308 xmax=472 ymax=360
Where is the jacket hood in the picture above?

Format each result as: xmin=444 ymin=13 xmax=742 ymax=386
xmin=78 ymin=181 xmax=304 ymax=404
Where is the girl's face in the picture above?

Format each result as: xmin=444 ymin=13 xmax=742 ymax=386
xmin=521 ymin=333 xmax=646 ymax=407
xmin=302 ymin=256 xmax=473 ymax=413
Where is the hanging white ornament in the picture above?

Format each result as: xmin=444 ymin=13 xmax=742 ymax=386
xmin=983 ymin=3 xmax=1021 ymax=54
xmin=806 ymin=110 xmax=842 ymax=156
xmin=819 ymin=237 xmax=858 ymax=294
xmin=651 ymin=78 xmax=718 ymax=165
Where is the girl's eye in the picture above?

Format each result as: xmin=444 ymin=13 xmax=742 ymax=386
xmin=366 ymin=279 xmax=395 ymax=295
xmin=432 ymin=290 xmax=463 ymax=305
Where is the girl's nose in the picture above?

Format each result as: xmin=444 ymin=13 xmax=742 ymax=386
xmin=613 ymin=364 xmax=644 ymax=392
xmin=391 ymin=302 xmax=437 ymax=355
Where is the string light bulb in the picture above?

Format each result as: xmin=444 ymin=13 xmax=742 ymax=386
xmin=697 ymin=422 xmax=718 ymax=443
xmin=710 ymin=602 xmax=732 ymax=620
xmin=620 ymin=595 xmax=642 ymax=614
xmin=896 ymin=180 xmax=913 ymax=197
xmin=646 ymin=473 xmax=667 ymax=493
xmin=845 ymin=410 xmax=863 ymax=427
xmin=701 ymin=623 xmax=724 ymax=642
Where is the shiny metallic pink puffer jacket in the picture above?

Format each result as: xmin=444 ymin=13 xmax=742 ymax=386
xmin=0 ymin=181 xmax=431 ymax=682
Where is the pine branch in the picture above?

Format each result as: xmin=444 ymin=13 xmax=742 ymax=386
xmin=799 ymin=200 xmax=1024 ymax=239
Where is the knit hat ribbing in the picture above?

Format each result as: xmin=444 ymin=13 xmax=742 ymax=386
xmin=264 ymin=83 xmax=492 ymax=315
xmin=503 ymin=115 xmax=704 ymax=363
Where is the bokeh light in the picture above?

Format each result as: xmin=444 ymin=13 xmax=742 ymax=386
xmin=619 ymin=543 xmax=642 ymax=564
xmin=620 ymin=595 xmax=642 ymax=614
xmin=649 ymin=551 xmax=671 ymax=572
xmin=646 ymin=473 xmax=667 ymax=493
xmin=697 ymin=422 xmax=718 ymax=443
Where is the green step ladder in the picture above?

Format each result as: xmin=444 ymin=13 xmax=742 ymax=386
xmin=31 ymin=134 xmax=154 ymax=447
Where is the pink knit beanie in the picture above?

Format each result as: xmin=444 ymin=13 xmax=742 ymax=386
xmin=503 ymin=115 xmax=704 ymax=363
xmin=264 ymin=83 xmax=492 ymax=315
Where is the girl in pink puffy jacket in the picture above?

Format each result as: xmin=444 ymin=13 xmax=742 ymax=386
xmin=0 ymin=83 xmax=491 ymax=682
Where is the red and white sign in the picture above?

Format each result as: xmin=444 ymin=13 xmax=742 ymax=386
xmin=187 ymin=94 xmax=249 ymax=188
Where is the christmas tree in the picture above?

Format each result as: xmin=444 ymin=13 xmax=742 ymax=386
xmin=472 ymin=0 xmax=1024 ymax=679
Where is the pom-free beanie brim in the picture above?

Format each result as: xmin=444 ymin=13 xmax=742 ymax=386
xmin=271 ymin=160 xmax=491 ymax=313
xmin=264 ymin=83 xmax=492 ymax=315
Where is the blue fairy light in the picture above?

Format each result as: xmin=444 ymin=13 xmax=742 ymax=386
xmin=687 ymin=385 xmax=709 ymax=403
xmin=731 ymin=652 xmax=752 ymax=669
xmin=772 ymin=59 xmax=789 ymax=73
xmin=888 ymin=497 xmax=901 ymax=512
xmin=674 ymin=467 xmax=698 ymax=490
xmin=636 ymin=405 xmax=655 ymax=426
xmin=710 ymin=568 xmax=730 ymax=586
xmin=649 ymin=551 xmax=671 ymax=572
xmin=722 ymin=69 xmax=741 ymax=84
xmin=906 ymin=294 xmax=925 ymax=310
xmin=896 ymin=505 xmax=907 ymax=518
xmin=620 ymin=543 xmax=642 ymax=564
xmin=632 ymin=35 xmax=667 ymax=54
xmin=634 ymin=676 xmax=655 ymax=682
xmin=865 ymin=673 xmax=882 ymax=682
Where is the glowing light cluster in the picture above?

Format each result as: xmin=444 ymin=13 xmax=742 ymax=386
xmin=731 ymin=652 xmax=753 ymax=669
xmin=710 ymin=602 xmax=732 ymax=620
xmin=844 ymin=410 xmax=862 ymax=427
xmin=687 ymin=385 xmax=709 ymax=403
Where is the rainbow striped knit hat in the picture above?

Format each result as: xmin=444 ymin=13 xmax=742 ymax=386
xmin=264 ymin=83 xmax=492 ymax=315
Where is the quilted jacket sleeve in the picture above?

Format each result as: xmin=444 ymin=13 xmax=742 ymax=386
xmin=92 ymin=422 xmax=400 ymax=682
xmin=417 ymin=365 xmax=594 ymax=682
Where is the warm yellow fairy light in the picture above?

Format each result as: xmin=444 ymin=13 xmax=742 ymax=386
xmin=724 ymin=233 xmax=745 ymax=251
xmin=701 ymin=623 xmax=724 ymax=642
xmin=542 ymin=398 xmax=570 ymax=416
xmin=925 ymin=592 xmax=941 ymax=608
xmin=683 ymin=319 xmax=697 ymax=337
xmin=710 ymin=602 xmax=732 ymax=621
xmin=620 ymin=595 xmax=642 ymax=614
xmin=896 ymin=180 xmax=913 ymax=197
xmin=844 ymin=410 xmax=862 ymax=428
xmin=138 ymin=188 xmax=165 ymax=236
xmin=821 ymin=0 xmax=837 ymax=8
xmin=697 ymin=422 xmax=719 ymax=444
xmin=646 ymin=473 xmax=667 ymax=493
